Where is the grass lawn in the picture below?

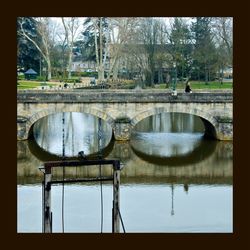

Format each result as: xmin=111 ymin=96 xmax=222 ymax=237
xmin=154 ymin=81 xmax=233 ymax=90
xmin=189 ymin=81 xmax=233 ymax=89
xmin=17 ymin=80 xmax=59 ymax=89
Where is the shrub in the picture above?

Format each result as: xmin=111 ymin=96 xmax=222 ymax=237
xmin=78 ymin=72 xmax=98 ymax=77
xmin=59 ymin=78 xmax=81 ymax=83
xmin=36 ymin=76 xmax=47 ymax=81
xmin=17 ymin=75 xmax=25 ymax=80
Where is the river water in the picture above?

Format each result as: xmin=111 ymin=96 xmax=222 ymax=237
xmin=17 ymin=112 xmax=233 ymax=233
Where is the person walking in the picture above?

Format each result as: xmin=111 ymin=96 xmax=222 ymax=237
xmin=185 ymin=82 xmax=192 ymax=93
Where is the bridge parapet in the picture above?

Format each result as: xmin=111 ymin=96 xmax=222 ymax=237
xmin=17 ymin=90 xmax=233 ymax=103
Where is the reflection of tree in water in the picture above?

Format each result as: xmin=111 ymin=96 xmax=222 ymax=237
xmin=17 ymin=141 xmax=43 ymax=184
xmin=134 ymin=113 xmax=204 ymax=133
xmin=132 ymin=113 xmax=207 ymax=161
xmin=35 ymin=116 xmax=49 ymax=149
xmin=171 ymin=144 xmax=179 ymax=156
xmin=32 ymin=112 xmax=112 ymax=157
xmin=130 ymin=132 xmax=207 ymax=163
xmin=130 ymin=138 xmax=213 ymax=166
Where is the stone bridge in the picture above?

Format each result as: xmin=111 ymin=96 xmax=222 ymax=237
xmin=17 ymin=90 xmax=233 ymax=141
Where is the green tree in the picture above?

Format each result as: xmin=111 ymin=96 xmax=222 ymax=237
xmin=191 ymin=17 xmax=217 ymax=83
xmin=18 ymin=17 xmax=56 ymax=80
xmin=168 ymin=18 xmax=193 ymax=83
xmin=17 ymin=17 xmax=41 ymax=74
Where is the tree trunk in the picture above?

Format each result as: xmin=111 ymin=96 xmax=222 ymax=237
xmin=93 ymin=19 xmax=100 ymax=80
xmin=151 ymin=71 xmax=154 ymax=86
xmin=113 ymin=62 xmax=119 ymax=80
xmin=68 ymin=51 xmax=72 ymax=79
xmin=47 ymin=58 xmax=52 ymax=80
xmin=149 ymin=55 xmax=155 ymax=87
xmin=142 ymin=71 xmax=146 ymax=83
xmin=99 ymin=66 xmax=105 ymax=81
xmin=158 ymin=68 xmax=163 ymax=83
xmin=220 ymin=66 xmax=224 ymax=84
xmin=181 ymin=63 xmax=184 ymax=83
xmin=107 ymin=52 xmax=119 ymax=81
xmin=99 ymin=18 xmax=104 ymax=81
xmin=205 ymin=65 xmax=208 ymax=85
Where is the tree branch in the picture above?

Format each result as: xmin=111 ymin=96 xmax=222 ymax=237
xmin=18 ymin=19 xmax=47 ymax=62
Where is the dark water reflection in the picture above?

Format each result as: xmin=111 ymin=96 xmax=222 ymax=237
xmin=17 ymin=112 xmax=233 ymax=233
xmin=130 ymin=133 xmax=219 ymax=166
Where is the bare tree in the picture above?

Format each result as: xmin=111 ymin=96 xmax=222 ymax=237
xmin=61 ymin=17 xmax=82 ymax=79
xmin=87 ymin=17 xmax=107 ymax=81
xmin=107 ymin=18 xmax=139 ymax=81
xmin=212 ymin=17 xmax=233 ymax=67
xmin=154 ymin=19 xmax=169 ymax=83
xmin=18 ymin=17 xmax=55 ymax=80
xmin=141 ymin=18 xmax=157 ymax=86
xmin=124 ymin=43 xmax=149 ymax=87
xmin=56 ymin=28 xmax=68 ymax=78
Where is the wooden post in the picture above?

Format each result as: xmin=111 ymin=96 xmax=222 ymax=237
xmin=43 ymin=167 xmax=52 ymax=233
xmin=41 ymin=160 xmax=122 ymax=233
xmin=113 ymin=161 xmax=120 ymax=233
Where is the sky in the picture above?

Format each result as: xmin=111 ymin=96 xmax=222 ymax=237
xmin=50 ymin=17 xmax=194 ymax=41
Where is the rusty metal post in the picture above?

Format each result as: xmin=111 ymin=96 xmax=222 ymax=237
xmin=112 ymin=161 xmax=120 ymax=233
xmin=43 ymin=166 xmax=52 ymax=233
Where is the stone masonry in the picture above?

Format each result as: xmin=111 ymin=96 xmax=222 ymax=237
xmin=17 ymin=90 xmax=233 ymax=141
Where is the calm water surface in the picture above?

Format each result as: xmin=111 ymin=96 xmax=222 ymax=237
xmin=17 ymin=112 xmax=233 ymax=233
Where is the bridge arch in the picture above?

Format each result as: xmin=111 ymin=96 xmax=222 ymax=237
xmin=130 ymin=106 xmax=219 ymax=139
xmin=24 ymin=106 xmax=115 ymax=140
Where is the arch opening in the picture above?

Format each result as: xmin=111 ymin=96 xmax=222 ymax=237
xmin=133 ymin=112 xmax=205 ymax=134
xmin=130 ymin=112 xmax=219 ymax=161
xmin=28 ymin=112 xmax=113 ymax=157
xmin=200 ymin=117 xmax=217 ymax=139
xmin=131 ymin=108 xmax=219 ymax=140
xmin=25 ymin=106 xmax=115 ymax=140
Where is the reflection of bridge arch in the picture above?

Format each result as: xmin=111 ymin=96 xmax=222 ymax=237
xmin=129 ymin=137 xmax=217 ymax=166
xmin=28 ymin=136 xmax=115 ymax=162
xmin=25 ymin=107 xmax=115 ymax=139
xmin=130 ymin=106 xmax=219 ymax=139
xmin=18 ymin=139 xmax=232 ymax=185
